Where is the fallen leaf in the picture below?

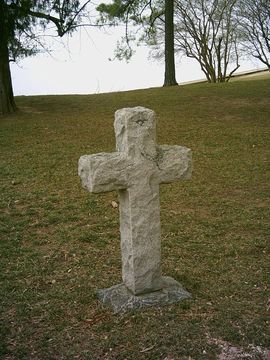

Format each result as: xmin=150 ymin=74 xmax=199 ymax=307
xmin=111 ymin=201 xmax=118 ymax=208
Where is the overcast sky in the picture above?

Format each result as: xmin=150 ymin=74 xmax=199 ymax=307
xmin=10 ymin=27 xmax=261 ymax=96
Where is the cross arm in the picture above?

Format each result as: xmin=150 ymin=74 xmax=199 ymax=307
xmin=78 ymin=152 xmax=130 ymax=193
xmin=156 ymin=145 xmax=192 ymax=184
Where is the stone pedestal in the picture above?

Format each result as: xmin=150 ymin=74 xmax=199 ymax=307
xmin=97 ymin=276 xmax=191 ymax=313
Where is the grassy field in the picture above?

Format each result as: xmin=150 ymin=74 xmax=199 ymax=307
xmin=0 ymin=78 xmax=269 ymax=359
xmin=231 ymin=70 xmax=270 ymax=82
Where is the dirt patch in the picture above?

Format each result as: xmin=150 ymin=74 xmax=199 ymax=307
xmin=19 ymin=106 xmax=43 ymax=114
xmin=208 ymin=337 xmax=270 ymax=359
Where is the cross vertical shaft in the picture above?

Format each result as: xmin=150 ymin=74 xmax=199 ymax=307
xmin=114 ymin=107 xmax=162 ymax=294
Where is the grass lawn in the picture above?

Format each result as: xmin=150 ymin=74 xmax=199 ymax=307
xmin=0 ymin=77 xmax=269 ymax=359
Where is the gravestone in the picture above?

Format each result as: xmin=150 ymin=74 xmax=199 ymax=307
xmin=78 ymin=107 xmax=192 ymax=313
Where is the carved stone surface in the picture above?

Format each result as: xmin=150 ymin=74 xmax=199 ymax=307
xmin=78 ymin=107 xmax=192 ymax=310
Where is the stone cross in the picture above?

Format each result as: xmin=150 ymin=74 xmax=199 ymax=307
xmin=78 ymin=107 xmax=192 ymax=312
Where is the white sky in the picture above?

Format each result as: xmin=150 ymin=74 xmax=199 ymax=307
xmin=10 ymin=27 xmax=261 ymax=96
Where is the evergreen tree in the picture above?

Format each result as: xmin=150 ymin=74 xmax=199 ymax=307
xmin=0 ymin=0 xmax=91 ymax=115
xmin=97 ymin=0 xmax=178 ymax=87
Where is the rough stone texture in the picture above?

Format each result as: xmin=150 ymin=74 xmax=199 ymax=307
xmin=78 ymin=107 xmax=192 ymax=308
xmin=97 ymin=276 xmax=192 ymax=313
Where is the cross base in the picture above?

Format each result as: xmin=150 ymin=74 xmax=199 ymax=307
xmin=97 ymin=276 xmax=192 ymax=313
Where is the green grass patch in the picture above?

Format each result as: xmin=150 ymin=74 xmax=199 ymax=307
xmin=0 ymin=78 xmax=269 ymax=359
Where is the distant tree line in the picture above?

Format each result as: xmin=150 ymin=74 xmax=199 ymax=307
xmin=1 ymin=0 xmax=269 ymax=115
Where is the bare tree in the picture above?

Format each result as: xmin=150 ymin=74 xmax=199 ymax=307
xmin=173 ymin=0 xmax=240 ymax=82
xmin=237 ymin=0 xmax=270 ymax=70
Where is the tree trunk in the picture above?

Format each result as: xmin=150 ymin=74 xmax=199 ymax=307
xmin=0 ymin=1 xmax=17 ymax=116
xmin=163 ymin=0 xmax=178 ymax=86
